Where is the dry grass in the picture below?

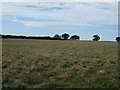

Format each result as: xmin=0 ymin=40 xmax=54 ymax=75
xmin=2 ymin=39 xmax=118 ymax=88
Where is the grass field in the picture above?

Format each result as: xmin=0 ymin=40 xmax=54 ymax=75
xmin=2 ymin=39 xmax=118 ymax=88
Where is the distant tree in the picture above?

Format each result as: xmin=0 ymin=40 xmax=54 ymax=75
xmin=93 ymin=35 xmax=100 ymax=41
xmin=116 ymin=37 xmax=120 ymax=42
xmin=0 ymin=34 xmax=1 ymax=36
xmin=70 ymin=35 xmax=80 ymax=40
xmin=53 ymin=34 xmax=61 ymax=39
xmin=62 ymin=33 xmax=70 ymax=40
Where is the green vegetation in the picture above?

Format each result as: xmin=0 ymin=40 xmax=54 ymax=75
xmin=2 ymin=39 xmax=118 ymax=88
xmin=70 ymin=35 xmax=80 ymax=40
xmin=61 ymin=33 xmax=70 ymax=40
xmin=116 ymin=37 xmax=120 ymax=42
xmin=53 ymin=34 xmax=61 ymax=39
xmin=93 ymin=35 xmax=100 ymax=41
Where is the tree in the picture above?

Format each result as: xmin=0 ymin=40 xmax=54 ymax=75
xmin=70 ymin=35 xmax=80 ymax=40
xmin=61 ymin=33 xmax=70 ymax=40
xmin=93 ymin=35 xmax=100 ymax=41
xmin=116 ymin=37 xmax=120 ymax=42
xmin=53 ymin=34 xmax=61 ymax=39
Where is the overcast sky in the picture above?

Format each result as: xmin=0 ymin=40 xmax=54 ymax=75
xmin=1 ymin=1 xmax=118 ymax=41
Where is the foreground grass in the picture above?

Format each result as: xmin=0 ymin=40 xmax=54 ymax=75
xmin=2 ymin=39 xmax=118 ymax=88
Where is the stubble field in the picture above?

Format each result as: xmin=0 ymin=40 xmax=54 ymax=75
xmin=2 ymin=39 xmax=118 ymax=88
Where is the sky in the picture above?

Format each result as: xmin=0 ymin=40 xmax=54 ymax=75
xmin=0 ymin=1 xmax=118 ymax=41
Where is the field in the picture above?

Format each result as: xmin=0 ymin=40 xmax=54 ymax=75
xmin=2 ymin=39 xmax=118 ymax=88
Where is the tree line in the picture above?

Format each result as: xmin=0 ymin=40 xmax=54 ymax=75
xmin=1 ymin=33 xmax=120 ymax=42
xmin=53 ymin=33 xmax=80 ymax=40
xmin=54 ymin=34 xmax=100 ymax=41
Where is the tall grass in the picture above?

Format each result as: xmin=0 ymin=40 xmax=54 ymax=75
xmin=2 ymin=39 xmax=118 ymax=88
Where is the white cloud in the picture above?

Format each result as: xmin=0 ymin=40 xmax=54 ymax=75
xmin=102 ymin=29 xmax=118 ymax=32
xmin=11 ymin=16 xmax=96 ymax=27
xmin=2 ymin=2 xmax=118 ymax=27
xmin=1 ymin=0 xmax=119 ymax=2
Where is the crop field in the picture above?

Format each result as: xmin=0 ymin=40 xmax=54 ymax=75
xmin=2 ymin=39 xmax=118 ymax=88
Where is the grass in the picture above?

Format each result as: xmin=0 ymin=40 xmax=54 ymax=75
xmin=2 ymin=39 xmax=118 ymax=88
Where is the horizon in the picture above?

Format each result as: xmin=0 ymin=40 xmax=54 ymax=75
xmin=1 ymin=33 xmax=118 ymax=41
xmin=1 ymin=2 xmax=118 ymax=41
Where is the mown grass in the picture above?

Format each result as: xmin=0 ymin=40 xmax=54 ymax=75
xmin=2 ymin=39 xmax=118 ymax=88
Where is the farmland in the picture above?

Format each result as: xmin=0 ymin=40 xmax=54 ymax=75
xmin=2 ymin=39 xmax=118 ymax=88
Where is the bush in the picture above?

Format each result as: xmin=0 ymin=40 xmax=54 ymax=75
xmin=70 ymin=35 xmax=80 ymax=40
xmin=93 ymin=35 xmax=100 ymax=41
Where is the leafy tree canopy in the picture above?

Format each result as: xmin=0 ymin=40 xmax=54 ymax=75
xmin=62 ymin=33 xmax=70 ymax=40
xmin=93 ymin=35 xmax=100 ymax=41
xmin=54 ymin=34 xmax=61 ymax=39
xmin=116 ymin=37 xmax=120 ymax=42
xmin=70 ymin=35 xmax=80 ymax=40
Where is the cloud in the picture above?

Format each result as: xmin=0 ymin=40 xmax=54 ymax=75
xmin=24 ymin=3 xmax=70 ymax=11
xmin=102 ymin=29 xmax=118 ymax=32
xmin=10 ymin=16 xmax=96 ymax=27
xmin=2 ymin=2 xmax=118 ymax=27
xmin=1 ymin=0 xmax=119 ymax=2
